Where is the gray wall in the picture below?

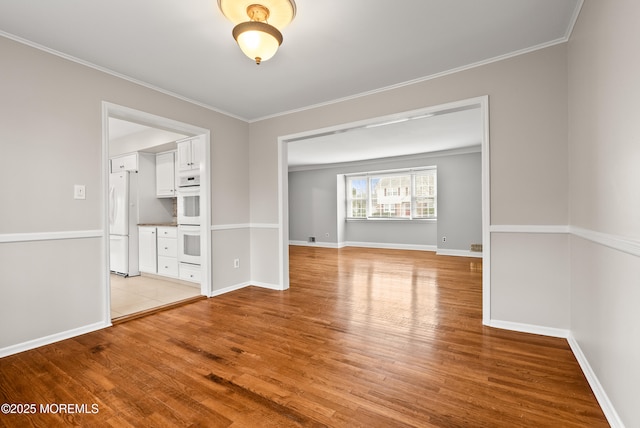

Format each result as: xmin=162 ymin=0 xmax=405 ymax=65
xmin=288 ymin=167 xmax=340 ymax=244
xmin=250 ymin=43 xmax=569 ymax=321
xmin=434 ymin=151 xmax=482 ymax=252
xmin=288 ymin=150 xmax=481 ymax=253
xmin=568 ymin=1 xmax=640 ymax=426
xmin=3 ymin=3 xmax=637 ymax=423
xmin=0 ymin=35 xmax=250 ymax=352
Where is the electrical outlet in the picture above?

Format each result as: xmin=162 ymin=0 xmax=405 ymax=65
xmin=74 ymin=184 xmax=86 ymax=200
xmin=442 ymin=236 xmax=446 ymax=243
xmin=309 ymin=236 xmax=316 ymax=243
xmin=233 ymin=258 xmax=240 ymax=268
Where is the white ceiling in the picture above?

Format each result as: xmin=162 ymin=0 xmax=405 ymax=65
xmin=0 ymin=0 xmax=582 ymax=122
xmin=108 ymin=118 xmax=188 ymax=154
xmin=108 ymin=118 xmax=154 ymax=141
xmin=287 ymin=106 xmax=482 ymax=168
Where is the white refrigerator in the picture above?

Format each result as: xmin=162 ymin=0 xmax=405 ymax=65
xmin=108 ymin=153 xmax=175 ymax=276
xmin=109 ymin=171 xmax=140 ymax=276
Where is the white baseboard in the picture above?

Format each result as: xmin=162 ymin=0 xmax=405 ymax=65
xmin=344 ymin=241 xmax=437 ymax=252
xmin=488 ymin=320 xmax=623 ymax=427
xmin=251 ymin=281 xmax=287 ymax=291
xmin=290 ymin=241 xmax=484 ymax=256
xmin=289 ymin=240 xmax=340 ymax=248
xmin=0 ymin=282 xmax=282 ymax=357
xmin=209 ymin=280 xmax=287 ymax=296
xmin=485 ymin=319 xmax=570 ymax=338
xmin=436 ymin=249 xmax=483 ymax=258
xmin=567 ymin=333 xmax=624 ymax=428
xmin=0 ymin=321 xmax=110 ymax=358
xmin=209 ymin=281 xmax=251 ymax=297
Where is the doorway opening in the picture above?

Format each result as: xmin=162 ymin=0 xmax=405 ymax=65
xmin=278 ymin=96 xmax=491 ymax=323
xmin=102 ymin=103 xmax=212 ymax=322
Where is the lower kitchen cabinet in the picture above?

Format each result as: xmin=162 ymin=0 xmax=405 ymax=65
xmin=157 ymin=255 xmax=178 ymax=277
xmin=138 ymin=226 xmax=182 ymax=279
xmin=156 ymin=227 xmax=178 ymax=278
xmin=179 ymin=263 xmax=201 ymax=283
xmin=138 ymin=226 xmax=200 ymax=284
xmin=138 ymin=226 xmax=157 ymax=273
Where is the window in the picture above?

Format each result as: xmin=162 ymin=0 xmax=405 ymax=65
xmin=346 ymin=168 xmax=436 ymax=220
xmin=371 ymin=175 xmax=411 ymax=218
xmin=347 ymin=177 xmax=368 ymax=218
xmin=413 ymin=172 xmax=437 ymax=218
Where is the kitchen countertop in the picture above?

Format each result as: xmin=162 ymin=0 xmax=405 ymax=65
xmin=138 ymin=223 xmax=178 ymax=227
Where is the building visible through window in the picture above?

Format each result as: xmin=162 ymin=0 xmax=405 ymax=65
xmin=346 ymin=168 xmax=436 ymax=220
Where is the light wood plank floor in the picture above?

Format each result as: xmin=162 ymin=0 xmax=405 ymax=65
xmin=0 ymin=247 xmax=607 ymax=427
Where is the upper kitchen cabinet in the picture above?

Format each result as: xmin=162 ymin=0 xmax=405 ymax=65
xmin=156 ymin=151 xmax=176 ymax=198
xmin=110 ymin=152 xmax=138 ymax=173
xmin=177 ymin=137 xmax=204 ymax=173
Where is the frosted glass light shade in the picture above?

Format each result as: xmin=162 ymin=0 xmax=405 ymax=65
xmin=232 ymin=21 xmax=283 ymax=64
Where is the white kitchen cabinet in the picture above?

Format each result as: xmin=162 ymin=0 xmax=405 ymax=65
xmin=157 ymin=235 xmax=177 ymax=257
xmin=177 ymin=137 xmax=204 ymax=173
xmin=157 ymin=226 xmax=177 ymax=239
xmin=157 ymin=256 xmax=178 ymax=277
xmin=138 ymin=227 xmax=157 ymax=274
xmin=156 ymin=151 xmax=176 ymax=197
xmin=110 ymin=152 xmax=138 ymax=173
xmin=156 ymin=227 xmax=178 ymax=277
xmin=179 ymin=263 xmax=201 ymax=283
xmin=139 ymin=224 xmax=203 ymax=284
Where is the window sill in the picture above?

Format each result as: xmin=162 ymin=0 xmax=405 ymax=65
xmin=346 ymin=218 xmax=437 ymax=223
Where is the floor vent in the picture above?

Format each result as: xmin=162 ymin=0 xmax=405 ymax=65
xmin=470 ymin=244 xmax=483 ymax=252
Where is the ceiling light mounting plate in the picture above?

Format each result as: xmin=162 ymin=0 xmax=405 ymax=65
xmin=218 ymin=0 xmax=296 ymax=30
xmin=247 ymin=4 xmax=269 ymax=22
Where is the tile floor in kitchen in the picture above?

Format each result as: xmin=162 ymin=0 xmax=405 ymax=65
xmin=110 ymin=274 xmax=201 ymax=319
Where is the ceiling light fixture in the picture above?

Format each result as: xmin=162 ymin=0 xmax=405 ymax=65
xmin=218 ymin=0 xmax=296 ymax=65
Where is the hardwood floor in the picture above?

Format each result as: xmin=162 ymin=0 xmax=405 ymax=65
xmin=0 ymin=246 xmax=607 ymax=427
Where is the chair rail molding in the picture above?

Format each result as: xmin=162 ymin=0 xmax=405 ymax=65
xmin=0 ymin=229 xmax=103 ymax=243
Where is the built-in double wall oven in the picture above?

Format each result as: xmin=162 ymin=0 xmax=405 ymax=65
xmin=177 ymin=174 xmax=200 ymax=226
xmin=178 ymin=225 xmax=201 ymax=265
xmin=177 ymin=172 xmax=201 ymax=269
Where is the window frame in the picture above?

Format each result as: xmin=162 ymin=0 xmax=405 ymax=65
xmin=345 ymin=167 xmax=437 ymax=221
xmin=346 ymin=176 xmax=369 ymax=219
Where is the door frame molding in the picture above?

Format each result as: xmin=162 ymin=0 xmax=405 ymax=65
xmin=277 ymin=95 xmax=491 ymax=323
xmin=101 ymin=102 xmax=212 ymax=322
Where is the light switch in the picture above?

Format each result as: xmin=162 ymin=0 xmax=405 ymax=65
xmin=74 ymin=184 xmax=86 ymax=200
